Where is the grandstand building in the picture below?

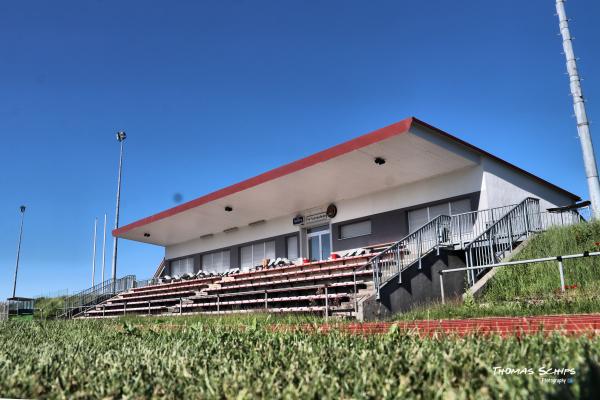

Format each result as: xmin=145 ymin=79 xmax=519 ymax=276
xmin=115 ymin=117 xmax=578 ymax=277
xmin=78 ymin=116 xmax=581 ymax=320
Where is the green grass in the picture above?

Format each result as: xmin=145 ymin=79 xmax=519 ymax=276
xmin=483 ymin=221 xmax=600 ymax=301
xmin=1 ymin=319 xmax=599 ymax=399
xmin=33 ymin=296 xmax=66 ymax=319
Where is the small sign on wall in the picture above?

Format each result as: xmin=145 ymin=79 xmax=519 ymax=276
xmin=293 ymin=204 xmax=337 ymax=226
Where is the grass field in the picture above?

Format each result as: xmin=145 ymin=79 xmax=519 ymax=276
xmin=1 ymin=318 xmax=599 ymax=399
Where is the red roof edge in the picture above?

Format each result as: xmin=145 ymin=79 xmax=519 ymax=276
xmin=113 ymin=117 xmax=414 ymax=236
xmin=411 ymin=118 xmax=581 ymax=202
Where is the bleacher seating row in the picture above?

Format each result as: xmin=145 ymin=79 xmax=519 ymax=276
xmin=80 ymin=248 xmax=380 ymax=319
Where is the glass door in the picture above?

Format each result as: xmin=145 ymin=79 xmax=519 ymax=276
xmin=307 ymin=225 xmax=331 ymax=261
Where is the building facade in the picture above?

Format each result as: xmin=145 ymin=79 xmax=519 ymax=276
xmin=114 ymin=117 xmax=579 ymax=278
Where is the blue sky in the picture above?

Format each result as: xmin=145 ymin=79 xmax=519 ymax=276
xmin=1 ymin=0 xmax=599 ymax=299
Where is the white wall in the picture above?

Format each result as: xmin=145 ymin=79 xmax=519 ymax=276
xmin=479 ymin=157 xmax=575 ymax=211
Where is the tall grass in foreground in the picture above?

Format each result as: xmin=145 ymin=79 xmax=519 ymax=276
xmin=1 ymin=319 xmax=599 ymax=399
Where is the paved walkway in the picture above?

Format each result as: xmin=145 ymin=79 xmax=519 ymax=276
xmin=272 ymin=314 xmax=600 ymax=336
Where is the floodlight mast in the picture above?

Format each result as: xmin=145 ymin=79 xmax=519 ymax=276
xmin=556 ymin=0 xmax=600 ymax=219
xmin=111 ymin=131 xmax=126 ymax=291
xmin=12 ymin=205 xmax=26 ymax=298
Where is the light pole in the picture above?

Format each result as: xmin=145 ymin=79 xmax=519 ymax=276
xmin=101 ymin=213 xmax=107 ymax=283
xmin=111 ymin=131 xmax=126 ymax=289
xmin=12 ymin=205 xmax=26 ymax=298
xmin=556 ymin=0 xmax=600 ymax=219
xmin=91 ymin=217 xmax=98 ymax=287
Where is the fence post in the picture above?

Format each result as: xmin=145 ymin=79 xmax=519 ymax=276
xmin=264 ymin=290 xmax=268 ymax=310
xmin=439 ymin=271 xmax=445 ymax=305
xmin=179 ymin=297 xmax=183 ymax=315
xmin=124 ymin=302 xmax=127 ymax=315
xmin=353 ymin=269 xmax=358 ymax=313
xmin=324 ymin=285 xmax=329 ymax=322
xmin=558 ymin=258 xmax=566 ymax=292
xmin=148 ymin=301 xmax=151 ymax=315
xmin=217 ymin=294 xmax=220 ymax=313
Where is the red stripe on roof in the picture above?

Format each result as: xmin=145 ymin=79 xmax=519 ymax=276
xmin=113 ymin=117 xmax=414 ymax=236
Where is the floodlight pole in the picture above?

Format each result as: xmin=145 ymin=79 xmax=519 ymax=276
xmin=12 ymin=205 xmax=26 ymax=298
xmin=101 ymin=213 xmax=107 ymax=283
xmin=91 ymin=217 xmax=98 ymax=287
xmin=111 ymin=131 xmax=126 ymax=291
xmin=556 ymin=0 xmax=600 ymax=219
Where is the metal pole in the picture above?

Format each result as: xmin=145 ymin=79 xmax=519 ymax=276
xmin=92 ymin=217 xmax=98 ymax=287
xmin=324 ymin=285 xmax=329 ymax=321
xmin=558 ymin=259 xmax=566 ymax=292
xmin=12 ymin=205 xmax=26 ymax=298
xmin=556 ymin=0 xmax=600 ymax=219
xmin=111 ymin=132 xmax=126 ymax=290
xmin=439 ymin=272 xmax=445 ymax=305
xmin=101 ymin=213 xmax=107 ymax=283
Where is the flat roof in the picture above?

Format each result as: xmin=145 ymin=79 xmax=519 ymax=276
xmin=114 ymin=117 xmax=580 ymax=244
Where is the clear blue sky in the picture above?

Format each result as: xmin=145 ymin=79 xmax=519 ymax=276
xmin=1 ymin=0 xmax=598 ymax=299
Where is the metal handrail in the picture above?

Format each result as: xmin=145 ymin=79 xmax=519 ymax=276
xmin=369 ymin=214 xmax=452 ymax=300
xmin=62 ymin=275 xmax=136 ymax=318
xmin=463 ymin=198 xmax=541 ymax=285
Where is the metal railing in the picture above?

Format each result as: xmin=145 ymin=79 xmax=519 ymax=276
xmin=439 ymin=251 xmax=600 ymax=304
xmin=448 ymin=204 xmax=519 ymax=248
xmin=369 ymin=215 xmax=452 ymax=300
xmin=62 ymin=275 xmax=136 ymax=318
xmin=463 ymin=198 xmax=541 ymax=285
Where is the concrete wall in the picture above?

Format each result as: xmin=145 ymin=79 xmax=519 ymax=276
xmin=359 ymin=249 xmax=467 ymax=321
xmin=331 ymin=192 xmax=480 ymax=251
xmin=479 ymin=158 xmax=576 ymax=211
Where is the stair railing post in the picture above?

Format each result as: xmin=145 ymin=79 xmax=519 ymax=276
xmin=507 ymin=216 xmax=514 ymax=252
xmin=396 ymin=245 xmax=401 ymax=283
xmin=439 ymin=271 xmax=445 ymax=305
xmin=436 ymin=218 xmax=441 ymax=256
xmin=458 ymin=215 xmax=464 ymax=249
xmin=418 ymin=230 xmax=423 ymax=269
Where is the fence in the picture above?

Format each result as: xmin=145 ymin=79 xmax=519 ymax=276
xmin=62 ymin=275 xmax=136 ymax=318
xmin=439 ymin=251 xmax=600 ymax=304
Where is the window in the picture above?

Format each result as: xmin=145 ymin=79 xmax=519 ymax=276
xmin=170 ymin=257 xmax=194 ymax=276
xmin=240 ymin=240 xmax=276 ymax=270
xmin=339 ymin=220 xmax=372 ymax=239
xmin=286 ymin=236 xmax=299 ymax=260
xmin=202 ymin=250 xmax=231 ymax=273
xmin=408 ymin=198 xmax=472 ymax=231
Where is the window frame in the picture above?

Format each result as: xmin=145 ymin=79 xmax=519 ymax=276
xmin=338 ymin=219 xmax=372 ymax=240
